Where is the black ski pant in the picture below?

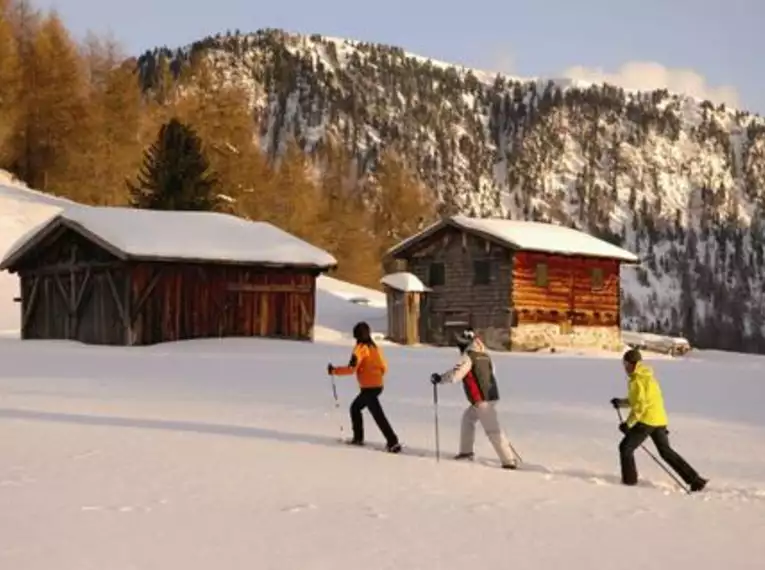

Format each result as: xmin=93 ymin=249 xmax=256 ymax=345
xmin=350 ymin=387 xmax=399 ymax=446
xmin=619 ymin=422 xmax=702 ymax=486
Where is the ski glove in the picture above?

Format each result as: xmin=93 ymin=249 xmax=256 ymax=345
xmin=610 ymin=397 xmax=625 ymax=409
xmin=327 ymin=363 xmax=335 ymax=375
xmin=430 ymin=373 xmax=442 ymax=385
xmin=618 ymin=422 xmax=629 ymax=434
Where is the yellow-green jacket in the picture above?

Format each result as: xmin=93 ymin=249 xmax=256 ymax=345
xmin=625 ymin=362 xmax=668 ymax=427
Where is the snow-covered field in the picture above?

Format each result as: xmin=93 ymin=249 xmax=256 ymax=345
xmin=1 ymin=174 xmax=764 ymax=568
xmin=1 ymin=328 xmax=765 ymax=569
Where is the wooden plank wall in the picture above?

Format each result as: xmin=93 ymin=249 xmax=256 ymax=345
xmin=131 ymin=263 xmax=317 ymax=344
xmin=19 ymin=268 xmax=127 ymax=344
xmin=385 ymin=288 xmax=403 ymax=343
xmin=512 ymin=251 xmax=620 ymax=326
xmin=384 ymin=288 xmax=421 ymax=345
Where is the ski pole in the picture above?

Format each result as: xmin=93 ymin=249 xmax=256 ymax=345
xmin=433 ymin=382 xmax=440 ymax=462
xmin=330 ymin=372 xmax=344 ymax=441
xmin=616 ymin=408 xmax=690 ymax=494
xmin=507 ymin=438 xmax=523 ymax=464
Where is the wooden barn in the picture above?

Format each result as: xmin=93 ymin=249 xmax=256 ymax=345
xmin=380 ymin=271 xmax=430 ymax=345
xmin=0 ymin=206 xmax=337 ymax=345
xmin=386 ymin=215 xmax=639 ymax=352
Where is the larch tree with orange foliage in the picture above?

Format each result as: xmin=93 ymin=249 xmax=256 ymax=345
xmin=77 ymin=33 xmax=145 ymax=205
xmin=168 ymin=58 xmax=270 ymax=215
xmin=6 ymin=8 xmax=89 ymax=197
xmin=365 ymin=148 xmax=439 ymax=270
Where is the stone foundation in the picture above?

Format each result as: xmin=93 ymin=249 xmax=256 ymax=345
xmin=477 ymin=327 xmax=513 ymax=351
xmin=508 ymin=323 xmax=623 ymax=352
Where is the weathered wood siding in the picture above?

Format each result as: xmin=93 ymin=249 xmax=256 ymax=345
xmin=396 ymin=226 xmax=513 ymax=347
xmin=129 ymin=263 xmax=316 ymax=345
xmin=17 ymin=228 xmax=128 ymax=344
xmin=12 ymin=227 xmax=319 ymax=345
xmin=512 ymin=251 xmax=620 ymax=326
xmin=384 ymin=287 xmax=421 ymax=345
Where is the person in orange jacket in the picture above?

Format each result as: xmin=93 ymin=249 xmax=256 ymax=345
xmin=328 ymin=321 xmax=402 ymax=453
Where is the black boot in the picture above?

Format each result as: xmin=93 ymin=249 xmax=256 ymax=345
xmin=454 ymin=452 xmax=474 ymax=460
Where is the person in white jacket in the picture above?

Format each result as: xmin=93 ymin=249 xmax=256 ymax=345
xmin=430 ymin=329 xmax=518 ymax=469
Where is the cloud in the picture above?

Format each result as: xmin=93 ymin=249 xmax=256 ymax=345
xmin=562 ymin=61 xmax=739 ymax=107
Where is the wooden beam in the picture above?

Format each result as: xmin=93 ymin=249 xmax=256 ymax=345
xmin=22 ymin=261 xmax=122 ymax=277
xmin=52 ymin=273 xmax=69 ymax=308
xmin=105 ymin=269 xmax=129 ymax=330
xmin=124 ymin=271 xmax=133 ymax=345
xmin=22 ymin=276 xmax=40 ymax=331
xmin=227 ymin=283 xmax=313 ymax=293
xmin=74 ymin=268 xmax=92 ymax=312
xmin=259 ymin=293 xmax=268 ymax=336
xmin=130 ymin=268 xmax=163 ymax=323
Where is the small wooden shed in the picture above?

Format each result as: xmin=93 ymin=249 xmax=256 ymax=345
xmin=380 ymin=271 xmax=429 ymax=345
xmin=0 ymin=205 xmax=337 ymax=345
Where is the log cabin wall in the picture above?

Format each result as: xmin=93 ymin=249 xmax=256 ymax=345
xmin=129 ymin=262 xmax=317 ymax=345
xmin=510 ymin=251 xmax=623 ymax=351
xmin=397 ymin=226 xmax=513 ymax=349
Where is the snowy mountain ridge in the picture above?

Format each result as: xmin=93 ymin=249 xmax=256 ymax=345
xmin=136 ymin=30 xmax=765 ymax=352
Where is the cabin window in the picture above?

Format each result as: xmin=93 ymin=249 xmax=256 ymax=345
xmin=591 ymin=267 xmax=604 ymax=289
xmin=428 ymin=262 xmax=445 ymax=286
xmin=473 ymin=260 xmax=491 ymax=285
xmin=535 ymin=263 xmax=548 ymax=287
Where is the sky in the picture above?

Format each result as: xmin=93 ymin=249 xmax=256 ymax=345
xmin=36 ymin=0 xmax=764 ymax=113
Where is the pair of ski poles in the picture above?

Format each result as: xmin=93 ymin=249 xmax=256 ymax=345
xmin=431 ymin=383 xmax=523 ymax=464
xmin=328 ymin=373 xmax=523 ymax=463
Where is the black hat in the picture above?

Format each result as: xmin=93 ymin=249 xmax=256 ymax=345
xmin=622 ymin=348 xmax=642 ymax=364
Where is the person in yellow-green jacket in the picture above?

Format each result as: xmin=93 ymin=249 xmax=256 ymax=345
xmin=328 ymin=321 xmax=402 ymax=453
xmin=610 ymin=348 xmax=707 ymax=492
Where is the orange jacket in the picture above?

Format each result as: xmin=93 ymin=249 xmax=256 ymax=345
xmin=332 ymin=342 xmax=387 ymax=389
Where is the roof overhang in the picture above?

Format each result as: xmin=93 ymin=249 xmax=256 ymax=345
xmin=0 ymin=213 xmax=339 ymax=274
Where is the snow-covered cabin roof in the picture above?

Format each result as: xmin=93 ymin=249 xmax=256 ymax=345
xmin=0 ymin=205 xmax=338 ymax=271
xmin=387 ymin=215 xmax=638 ymax=263
xmin=380 ymin=272 xmax=430 ymax=292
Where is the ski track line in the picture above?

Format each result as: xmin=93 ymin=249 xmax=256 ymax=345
xmin=341 ymin=441 xmax=765 ymax=503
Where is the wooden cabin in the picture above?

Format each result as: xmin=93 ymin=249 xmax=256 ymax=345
xmin=386 ymin=215 xmax=639 ymax=352
xmin=0 ymin=205 xmax=337 ymax=345
xmin=380 ymin=271 xmax=430 ymax=345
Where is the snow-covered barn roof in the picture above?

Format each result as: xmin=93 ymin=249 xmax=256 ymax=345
xmin=387 ymin=215 xmax=638 ymax=263
xmin=0 ymin=205 xmax=338 ymax=271
xmin=380 ymin=272 xmax=430 ymax=292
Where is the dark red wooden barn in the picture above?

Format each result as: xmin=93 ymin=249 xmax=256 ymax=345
xmin=0 ymin=206 xmax=337 ymax=345
xmin=386 ymin=215 xmax=639 ymax=352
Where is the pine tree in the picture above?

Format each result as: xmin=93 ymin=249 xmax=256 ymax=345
xmin=128 ymin=117 xmax=220 ymax=211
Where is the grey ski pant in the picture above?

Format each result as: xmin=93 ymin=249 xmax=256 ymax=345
xmin=459 ymin=401 xmax=516 ymax=465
